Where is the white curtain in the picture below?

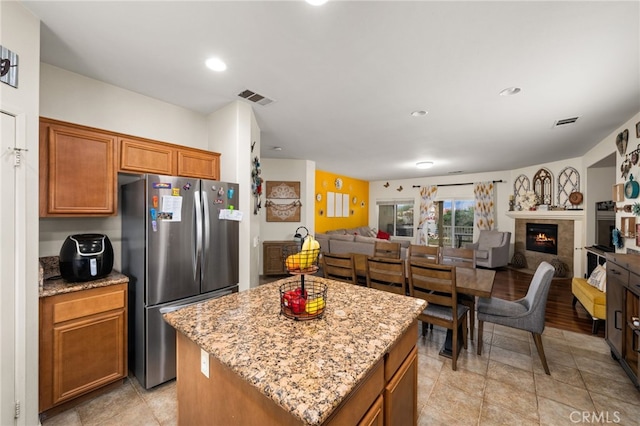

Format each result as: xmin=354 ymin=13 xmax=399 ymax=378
xmin=418 ymin=186 xmax=438 ymax=244
xmin=473 ymin=181 xmax=495 ymax=230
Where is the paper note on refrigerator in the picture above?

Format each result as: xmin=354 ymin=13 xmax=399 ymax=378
xmin=161 ymin=196 xmax=182 ymax=221
xmin=219 ymin=209 xmax=243 ymax=221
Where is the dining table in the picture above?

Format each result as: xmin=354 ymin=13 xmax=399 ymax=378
xmin=353 ymin=254 xmax=497 ymax=357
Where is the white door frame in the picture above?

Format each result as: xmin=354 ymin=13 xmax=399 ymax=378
xmin=1 ymin=107 xmax=29 ymax=426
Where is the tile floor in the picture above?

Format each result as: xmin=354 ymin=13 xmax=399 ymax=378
xmin=42 ymin=323 xmax=640 ymax=426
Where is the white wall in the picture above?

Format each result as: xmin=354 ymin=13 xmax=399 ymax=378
xmin=207 ymin=101 xmax=257 ymax=290
xmin=40 ymin=64 xmax=208 ymax=147
xmin=39 ymin=64 xmax=207 ymax=271
xmin=0 ymin=2 xmax=41 ymax=425
xmin=259 ymin=158 xmax=315 ymax=274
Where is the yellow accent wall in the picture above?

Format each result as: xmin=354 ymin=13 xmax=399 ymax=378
xmin=315 ymin=170 xmax=369 ymax=234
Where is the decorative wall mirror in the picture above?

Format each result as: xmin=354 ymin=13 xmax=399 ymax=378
xmin=557 ymin=167 xmax=580 ymax=207
xmin=513 ymin=174 xmax=530 ymax=201
xmin=533 ymin=168 xmax=553 ymax=205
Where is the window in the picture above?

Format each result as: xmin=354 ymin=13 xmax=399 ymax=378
xmin=428 ymin=199 xmax=474 ymax=247
xmin=377 ymin=201 xmax=414 ymax=237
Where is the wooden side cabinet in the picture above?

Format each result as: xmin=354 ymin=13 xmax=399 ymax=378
xmin=39 ymin=118 xmax=117 ymax=216
xmin=263 ymin=241 xmax=299 ymax=276
xmin=39 ymin=284 xmax=128 ymax=413
xmin=605 ymin=253 xmax=640 ymax=389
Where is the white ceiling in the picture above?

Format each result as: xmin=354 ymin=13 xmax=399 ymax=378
xmin=22 ymin=1 xmax=640 ymax=181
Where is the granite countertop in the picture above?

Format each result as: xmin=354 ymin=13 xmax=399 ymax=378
xmin=162 ymin=276 xmax=426 ymax=425
xmin=39 ymin=255 xmax=128 ymax=298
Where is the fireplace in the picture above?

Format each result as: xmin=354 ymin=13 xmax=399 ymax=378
xmin=526 ymin=223 xmax=558 ymax=255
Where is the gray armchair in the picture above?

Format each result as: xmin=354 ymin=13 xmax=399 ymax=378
xmin=465 ymin=230 xmax=511 ymax=268
xmin=476 ymin=261 xmax=555 ymax=374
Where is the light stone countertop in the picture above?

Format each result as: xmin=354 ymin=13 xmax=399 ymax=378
xmin=162 ymin=276 xmax=426 ymax=425
xmin=39 ymin=255 xmax=128 ymax=298
xmin=40 ymin=270 xmax=129 ymax=298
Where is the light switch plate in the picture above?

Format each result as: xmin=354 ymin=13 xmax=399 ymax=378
xmin=200 ymin=348 xmax=209 ymax=378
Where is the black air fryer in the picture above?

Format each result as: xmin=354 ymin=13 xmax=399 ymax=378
xmin=59 ymin=234 xmax=114 ymax=282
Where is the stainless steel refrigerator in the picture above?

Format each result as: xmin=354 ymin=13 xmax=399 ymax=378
xmin=121 ymin=175 xmax=239 ymax=389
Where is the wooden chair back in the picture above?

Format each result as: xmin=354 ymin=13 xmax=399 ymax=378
xmin=321 ymin=252 xmax=358 ymax=284
xmin=373 ymin=240 xmax=401 ymax=259
xmin=440 ymin=247 xmax=476 ymax=269
xmin=407 ymin=245 xmax=439 ymax=264
xmin=365 ymin=257 xmax=406 ymax=295
xmin=407 ymin=261 xmax=468 ymax=370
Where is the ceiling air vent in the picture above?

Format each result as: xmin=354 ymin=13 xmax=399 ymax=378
xmin=237 ymin=89 xmax=274 ymax=106
xmin=553 ymin=116 xmax=580 ymax=128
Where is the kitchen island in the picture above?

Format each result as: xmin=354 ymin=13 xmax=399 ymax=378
xmin=162 ymin=276 xmax=426 ymax=426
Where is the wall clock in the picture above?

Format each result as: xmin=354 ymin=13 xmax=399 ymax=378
xmin=316 ymin=193 xmax=322 ymax=202
xmin=334 ymin=178 xmax=343 ymax=190
xmin=625 ymin=174 xmax=639 ymax=198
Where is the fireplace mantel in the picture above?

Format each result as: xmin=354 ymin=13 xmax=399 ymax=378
xmin=506 ymin=210 xmax=585 ymax=221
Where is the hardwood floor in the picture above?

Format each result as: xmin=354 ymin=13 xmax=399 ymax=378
xmin=491 ymin=267 xmax=605 ymax=338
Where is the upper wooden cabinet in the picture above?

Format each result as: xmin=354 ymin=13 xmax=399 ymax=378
xmin=119 ymin=136 xmax=220 ymax=180
xmin=119 ymin=137 xmax=176 ymax=176
xmin=177 ymin=147 xmax=220 ymax=179
xmin=40 ymin=117 xmax=221 ymax=217
xmin=39 ymin=118 xmax=118 ymax=217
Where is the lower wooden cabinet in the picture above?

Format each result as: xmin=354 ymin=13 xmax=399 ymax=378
xmin=359 ymin=395 xmax=384 ymax=426
xmin=384 ymin=347 xmax=417 ymax=426
xmin=263 ymin=241 xmax=300 ymax=276
xmin=39 ymin=284 xmax=128 ymax=412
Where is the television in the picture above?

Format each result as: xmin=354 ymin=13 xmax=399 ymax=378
xmin=595 ymin=201 xmax=615 ymax=252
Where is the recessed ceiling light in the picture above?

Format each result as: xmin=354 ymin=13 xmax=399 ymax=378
xmin=411 ymin=110 xmax=428 ymax=117
xmin=499 ymin=87 xmax=521 ymax=96
xmin=205 ymin=57 xmax=227 ymax=72
xmin=416 ymin=161 xmax=434 ymax=169
xmin=306 ymin=0 xmax=328 ymax=5
xmin=272 ymin=146 xmax=283 ymax=151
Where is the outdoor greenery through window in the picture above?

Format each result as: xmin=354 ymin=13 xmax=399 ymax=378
xmin=425 ymin=200 xmax=474 ymax=247
xmin=377 ymin=201 xmax=414 ymax=237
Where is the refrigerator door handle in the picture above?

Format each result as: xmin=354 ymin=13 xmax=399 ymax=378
xmin=194 ymin=190 xmax=203 ymax=281
xmin=202 ymin=190 xmax=211 ymax=271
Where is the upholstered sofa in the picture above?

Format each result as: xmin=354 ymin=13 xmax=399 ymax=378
xmin=465 ymin=230 xmax=511 ymax=268
xmin=314 ymin=227 xmax=409 ymax=260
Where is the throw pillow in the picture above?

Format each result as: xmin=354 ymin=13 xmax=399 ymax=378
xmin=377 ymin=230 xmax=390 ymax=240
xmin=587 ymin=264 xmax=607 ymax=292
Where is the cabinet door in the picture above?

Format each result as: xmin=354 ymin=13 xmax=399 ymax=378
xmin=359 ymin=395 xmax=384 ymax=426
xmin=177 ymin=148 xmax=220 ymax=180
xmin=40 ymin=121 xmax=117 ymax=216
xmin=607 ymin=263 xmax=628 ymax=358
xmin=384 ymin=347 xmax=417 ymax=426
xmin=52 ymin=309 xmax=126 ymax=405
xmin=119 ymin=137 xmax=175 ymax=175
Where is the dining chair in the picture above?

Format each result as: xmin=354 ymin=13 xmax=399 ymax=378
xmin=321 ymin=252 xmax=358 ymax=285
xmin=365 ymin=256 xmax=406 ymax=295
xmin=476 ymin=261 xmax=555 ymax=374
xmin=407 ymin=245 xmax=440 ymax=264
xmin=440 ymin=247 xmax=477 ymax=341
xmin=373 ymin=240 xmax=401 ymax=259
xmin=408 ymin=261 xmax=468 ymax=370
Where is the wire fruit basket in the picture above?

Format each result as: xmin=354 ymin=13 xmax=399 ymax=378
xmin=279 ymin=277 xmax=327 ymax=321
xmin=283 ymin=246 xmax=320 ymax=274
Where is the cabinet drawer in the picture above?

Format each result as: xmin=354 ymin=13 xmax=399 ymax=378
xmin=53 ymin=288 xmax=126 ymax=324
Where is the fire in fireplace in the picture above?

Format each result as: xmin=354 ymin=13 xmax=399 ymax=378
xmin=526 ymin=223 xmax=558 ymax=255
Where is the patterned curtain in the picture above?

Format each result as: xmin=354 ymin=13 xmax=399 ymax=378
xmin=474 ymin=182 xmax=495 ymax=230
xmin=418 ymin=185 xmax=438 ymax=244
